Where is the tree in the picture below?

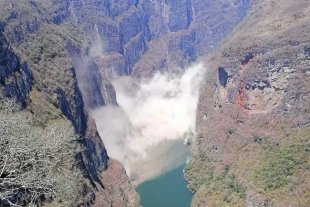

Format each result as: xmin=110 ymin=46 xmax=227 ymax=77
xmin=0 ymin=100 xmax=82 ymax=206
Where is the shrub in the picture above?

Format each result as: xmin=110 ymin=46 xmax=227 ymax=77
xmin=253 ymin=141 xmax=305 ymax=191
xmin=0 ymin=100 xmax=82 ymax=206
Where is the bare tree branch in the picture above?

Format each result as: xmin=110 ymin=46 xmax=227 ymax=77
xmin=0 ymin=100 xmax=83 ymax=206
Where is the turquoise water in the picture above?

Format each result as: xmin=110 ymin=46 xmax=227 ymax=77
xmin=136 ymin=165 xmax=192 ymax=207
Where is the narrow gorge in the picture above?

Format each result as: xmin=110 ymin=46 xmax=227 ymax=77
xmin=66 ymin=0 xmax=252 ymax=205
xmin=0 ymin=0 xmax=251 ymax=205
xmin=1 ymin=0 xmax=310 ymax=207
xmin=91 ymin=64 xmax=203 ymax=206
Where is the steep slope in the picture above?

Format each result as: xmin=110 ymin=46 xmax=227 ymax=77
xmin=185 ymin=0 xmax=310 ymax=206
xmin=0 ymin=0 xmax=140 ymax=206
xmin=69 ymin=0 xmax=251 ymax=78
xmin=60 ymin=0 xmax=254 ymax=202
xmin=0 ymin=32 xmax=33 ymax=106
xmin=1 ymin=0 xmax=248 ymax=205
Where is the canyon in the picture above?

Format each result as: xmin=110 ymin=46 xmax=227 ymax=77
xmin=185 ymin=0 xmax=310 ymax=206
xmin=0 ymin=0 xmax=310 ymax=206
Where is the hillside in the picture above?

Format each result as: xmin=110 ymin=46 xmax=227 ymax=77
xmin=0 ymin=0 xmax=140 ymax=206
xmin=185 ymin=0 xmax=310 ymax=206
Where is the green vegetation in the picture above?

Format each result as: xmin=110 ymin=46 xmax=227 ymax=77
xmin=253 ymin=141 xmax=306 ymax=190
xmin=184 ymin=152 xmax=214 ymax=193
xmin=0 ymin=2 xmax=97 ymax=206
xmin=0 ymin=0 xmax=89 ymax=123
xmin=227 ymin=128 xmax=236 ymax=139
xmin=186 ymin=128 xmax=310 ymax=206
xmin=185 ymin=153 xmax=246 ymax=206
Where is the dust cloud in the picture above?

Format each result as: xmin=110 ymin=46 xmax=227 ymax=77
xmin=91 ymin=63 xmax=205 ymax=185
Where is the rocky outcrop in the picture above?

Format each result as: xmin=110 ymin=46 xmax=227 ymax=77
xmin=67 ymin=44 xmax=118 ymax=109
xmin=55 ymin=64 xmax=139 ymax=206
xmin=0 ymin=32 xmax=33 ymax=107
xmin=55 ymin=77 xmax=140 ymax=207
xmin=218 ymin=67 xmax=228 ymax=88
xmin=216 ymin=38 xmax=310 ymax=114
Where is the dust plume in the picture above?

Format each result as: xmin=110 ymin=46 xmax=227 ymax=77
xmin=91 ymin=62 xmax=205 ymax=185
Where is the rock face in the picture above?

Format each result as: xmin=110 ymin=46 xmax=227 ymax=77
xmin=0 ymin=33 xmax=33 ymax=107
xmin=185 ymin=0 xmax=310 ymax=206
xmin=218 ymin=67 xmax=228 ymax=88
xmin=0 ymin=1 xmax=140 ymax=206
xmin=70 ymin=0 xmax=252 ymax=77
xmin=67 ymin=44 xmax=118 ymax=109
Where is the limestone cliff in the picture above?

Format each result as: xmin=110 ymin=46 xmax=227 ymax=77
xmin=69 ymin=0 xmax=251 ymax=78
xmin=0 ymin=32 xmax=33 ymax=107
xmin=185 ymin=0 xmax=310 ymax=206
xmin=0 ymin=0 xmax=140 ymax=206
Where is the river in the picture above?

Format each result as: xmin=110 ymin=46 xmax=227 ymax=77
xmin=136 ymin=164 xmax=192 ymax=207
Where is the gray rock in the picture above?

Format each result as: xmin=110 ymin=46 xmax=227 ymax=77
xmin=218 ymin=67 xmax=229 ymax=87
xmin=0 ymin=33 xmax=33 ymax=107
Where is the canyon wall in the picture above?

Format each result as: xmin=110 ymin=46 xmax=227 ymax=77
xmin=65 ymin=0 xmax=253 ymax=190
xmin=70 ymin=0 xmax=251 ymax=78
xmin=0 ymin=32 xmax=33 ymax=107
xmin=185 ymin=0 xmax=310 ymax=206
xmin=0 ymin=0 xmax=140 ymax=206
xmin=1 ymin=0 xmax=281 ymax=206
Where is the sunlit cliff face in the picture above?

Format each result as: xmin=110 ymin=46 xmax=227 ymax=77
xmin=91 ymin=62 xmax=205 ymax=185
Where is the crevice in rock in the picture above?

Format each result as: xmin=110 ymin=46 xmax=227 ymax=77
xmin=218 ymin=67 xmax=229 ymax=87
